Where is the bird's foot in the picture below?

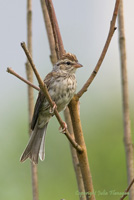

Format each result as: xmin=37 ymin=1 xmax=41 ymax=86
xmin=59 ymin=122 xmax=67 ymax=133
xmin=49 ymin=102 xmax=57 ymax=114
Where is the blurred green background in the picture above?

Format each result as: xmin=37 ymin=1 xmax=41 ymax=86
xmin=0 ymin=1 xmax=134 ymax=200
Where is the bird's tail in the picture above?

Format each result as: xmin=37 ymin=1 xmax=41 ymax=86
xmin=20 ymin=123 xmax=48 ymax=164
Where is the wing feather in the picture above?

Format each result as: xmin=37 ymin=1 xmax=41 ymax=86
xmin=31 ymin=72 xmax=53 ymax=130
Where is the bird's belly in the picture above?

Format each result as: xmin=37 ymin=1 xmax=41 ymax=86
xmin=49 ymin=77 xmax=76 ymax=112
xmin=38 ymin=76 xmax=76 ymax=128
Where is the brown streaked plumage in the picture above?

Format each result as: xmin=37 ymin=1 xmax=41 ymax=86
xmin=61 ymin=53 xmax=78 ymax=62
xmin=20 ymin=53 xmax=83 ymax=164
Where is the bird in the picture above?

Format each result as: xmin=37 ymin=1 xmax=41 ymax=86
xmin=20 ymin=53 xmax=83 ymax=164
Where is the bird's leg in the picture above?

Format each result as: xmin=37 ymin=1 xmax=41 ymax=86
xmin=59 ymin=122 xmax=67 ymax=133
xmin=49 ymin=102 xmax=57 ymax=113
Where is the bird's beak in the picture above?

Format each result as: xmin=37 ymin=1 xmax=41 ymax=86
xmin=73 ymin=63 xmax=83 ymax=68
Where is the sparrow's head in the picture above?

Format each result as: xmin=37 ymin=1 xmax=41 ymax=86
xmin=54 ymin=53 xmax=83 ymax=74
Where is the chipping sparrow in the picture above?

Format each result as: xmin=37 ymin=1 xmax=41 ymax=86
xmin=20 ymin=53 xmax=82 ymax=164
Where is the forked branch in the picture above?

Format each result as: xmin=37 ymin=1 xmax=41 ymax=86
xmin=77 ymin=0 xmax=120 ymax=98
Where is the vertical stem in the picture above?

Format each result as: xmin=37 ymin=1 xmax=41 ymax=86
xmin=45 ymin=0 xmax=65 ymax=59
xmin=64 ymin=108 xmax=85 ymax=200
xmin=118 ymin=1 xmax=134 ymax=200
xmin=26 ymin=1 xmax=39 ymax=200
xmin=68 ymin=97 xmax=95 ymax=200
xmin=40 ymin=0 xmax=57 ymax=65
xmin=27 ymin=0 xmax=33 ymax=122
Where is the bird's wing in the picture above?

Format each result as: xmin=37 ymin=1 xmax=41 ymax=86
xmin=31 ymin=72 xmax=53 ymax=130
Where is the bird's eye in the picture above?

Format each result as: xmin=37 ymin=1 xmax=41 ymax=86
xmin=66 ymin=61 xmax=71 ymax=65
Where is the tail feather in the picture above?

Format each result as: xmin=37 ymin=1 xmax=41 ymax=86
xmin=39 ymin=131 xmax=46 ymax=161
xmin=20 ymin=123 xmax=48 ymax=164
xmin=39 ymin=123 xmax=48 ymax=161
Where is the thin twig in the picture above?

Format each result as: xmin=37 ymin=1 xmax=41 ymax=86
xmin=7 ymin=67 xmax=39 ymax=91
xmin=21 ymin=42 xmax=83 ymax=153
xmin=118 ymin=1 xmax=134 ymax=199
xmin=120 ymin=179 xmax=134 ymax=200
xmin=77 ymin=0 xmax=120 ymax=98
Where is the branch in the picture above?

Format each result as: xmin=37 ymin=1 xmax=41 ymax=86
xmin=45 ymin=0 xmax=65 ymax=59
xmin=77 ymin=0 xmax=120 ymax=98
xmin=64 ymin=107 xmax=85 ymax=200
xmin=68 ymin=97 xmax=95 ymax=200
xmin=26 ymin=1 xmax=39 ymax=199
xmin=118 ymin=1 xmax=134 ymax=199
xmin=21 ymin=42 xmax=83 ymax=153
xmin=7 ymin=67 xmax=39 ymax=91
xmin=120 ymin=179 xmax=134 ymax=200
xmin=26 ymin=0 xmax=34 ymax=122
xmin=40 ymin=0 xmax=57 ymax=64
